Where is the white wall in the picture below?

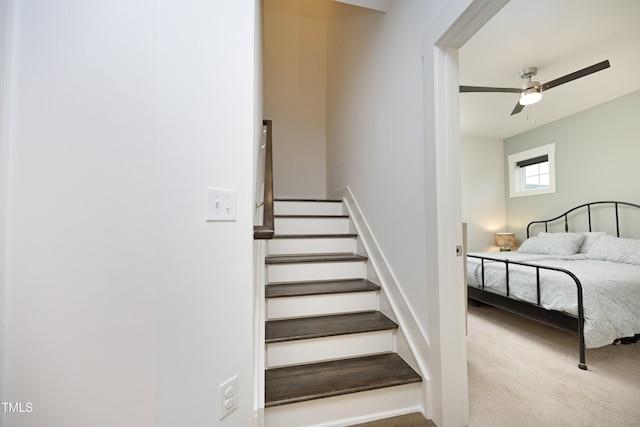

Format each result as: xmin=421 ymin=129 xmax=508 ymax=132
xmin=3 ymin=1 xmax=258 ymax=426
xmin=327 ymin=2 xmax=508 ymax=424
xmin=326 ymin=0 xmax=445 ymax=344
xmin=155 ymin=2 xmax=258 ymax=426
xmin=264 ymin=0 xmax=328 ymax=199
xmin=0 ymin=0 xmax=10 ymax=409
xmin=460 ymin=136 xmax=506 ymax=251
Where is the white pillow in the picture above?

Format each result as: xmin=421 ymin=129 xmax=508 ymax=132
xmin=578 ymin=232 xmax=607 ymax=253
xmin=586 ymin=234 xmax=640 ymax=266
xmin=518 ymin=232 xmax=585 ymax=256
xmin=535 ymin=231 xmax=606 ymax=253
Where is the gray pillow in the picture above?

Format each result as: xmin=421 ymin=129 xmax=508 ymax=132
xmin=518 ymin=232 xmax=585 ymax=256
xmin=537 ymin=231 xmax=606 ymax=253
xmin=586 ymin=234 xmax=640 ymax=266
xmin=578 ymin=232 xmax=607 ymax=253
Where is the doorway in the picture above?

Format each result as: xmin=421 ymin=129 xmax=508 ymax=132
xmin=421 ymin=1 xmax=509 ymax=425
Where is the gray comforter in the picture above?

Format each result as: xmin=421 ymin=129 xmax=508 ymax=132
xmin=467 ymin=252 xmax=640 ymax=348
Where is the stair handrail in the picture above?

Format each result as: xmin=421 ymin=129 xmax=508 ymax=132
xmin=254 ymin=119 xmax=275 ymax=239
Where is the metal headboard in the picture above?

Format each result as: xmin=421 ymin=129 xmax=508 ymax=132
xmin=526 ymin=201 xmax=640 ymax=238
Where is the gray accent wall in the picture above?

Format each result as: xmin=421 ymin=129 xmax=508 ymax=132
xmin=504 ymin=90 xmax=640 ymax=242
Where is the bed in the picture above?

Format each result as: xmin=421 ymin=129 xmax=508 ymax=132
xmin=467 ymin=201 xmax=640 ymax=370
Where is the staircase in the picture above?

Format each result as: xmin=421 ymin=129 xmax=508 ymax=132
xmin=263 ymin=199 xmax=424 ymax=427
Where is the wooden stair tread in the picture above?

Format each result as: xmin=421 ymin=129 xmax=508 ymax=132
xmin=266 ymin=279 xmax=380 ymax=298
xmin=266 ymin=311 xmax=398 ymax=343
xmin=265 ymin=253 xmax=367 ymax=264
xmin=265 ymin=353 xmax=422 ymax=407
xmin=349 ymin=412 xmax=436 ymax=427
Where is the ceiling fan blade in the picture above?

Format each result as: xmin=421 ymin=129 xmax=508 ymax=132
xmin=511 ymin=101 xmax=525 ymax=116
xmin=460 ymin=85 xmax=521 ymax=93
xmin=540 ymin=60 xmax=610 ymax=92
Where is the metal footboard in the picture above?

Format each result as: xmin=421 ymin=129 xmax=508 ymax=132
xmin=468 ymin=254 xmax=587 ymax=370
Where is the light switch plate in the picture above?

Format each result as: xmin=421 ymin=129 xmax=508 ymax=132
xmin=206 ymin=187 xmax=236 ymax=221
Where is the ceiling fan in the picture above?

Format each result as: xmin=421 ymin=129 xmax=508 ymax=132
xmin=460 ymin=60 xmax=611 ymax=116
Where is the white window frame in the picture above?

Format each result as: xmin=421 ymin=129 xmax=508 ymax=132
xmin=508 ymin=143 xmax=556 ymax=198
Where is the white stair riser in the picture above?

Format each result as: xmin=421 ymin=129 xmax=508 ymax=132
xmin=266 ymin=330 xmax=394 ymax=368
xmin=275 ymin=217 xmax=350 ymax=235
xmin=267 ymin=261 xmax=365 ymax=284
xmin=275 ymin=201 xmax=344 ymax=216
xmin=267 ymin=237 xmax=355 ymax=256
xmin=267 ymin=292 xmax=378 ymax=320
xmin=265 ymin=200 xmax=423 ymax=425
xmin=264 ymin=383 xmax=422 ymax=427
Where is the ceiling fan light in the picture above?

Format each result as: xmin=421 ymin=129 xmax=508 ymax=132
xmin=519 ymin=84 xmax=542 ymax=106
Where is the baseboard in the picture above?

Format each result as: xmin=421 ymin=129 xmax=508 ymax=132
xmin=329 ymin=186 xmax=432 ymax=416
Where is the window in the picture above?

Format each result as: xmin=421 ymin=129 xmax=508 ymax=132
xmin=508 ymin=143 xmax=556 ymax=198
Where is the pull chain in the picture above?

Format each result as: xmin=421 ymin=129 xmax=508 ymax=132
xmin=525 ymin=104 xmax=536 ymax=126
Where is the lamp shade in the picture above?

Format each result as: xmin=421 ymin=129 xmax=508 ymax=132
xmin=495 ymin=232 xmax=517 ymax=251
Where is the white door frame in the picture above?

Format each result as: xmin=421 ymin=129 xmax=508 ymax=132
xmin=421 ymin=1 xmax=509 ymax=426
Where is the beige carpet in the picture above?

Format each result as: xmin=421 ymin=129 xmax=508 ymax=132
xmin=467 ymin=303 xmax=640 ymax=426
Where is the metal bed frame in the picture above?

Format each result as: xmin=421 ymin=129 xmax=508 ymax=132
xmin=467 ymin=201 xmax=640 ymax=370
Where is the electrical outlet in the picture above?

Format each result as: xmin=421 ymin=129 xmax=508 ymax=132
xmin=206 ymin=187 xmax=237 ymax=221
xmin=219 ymin=375 xmax=238 ymax=420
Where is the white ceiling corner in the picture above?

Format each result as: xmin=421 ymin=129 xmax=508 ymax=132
xmin=459 ymin=0 xmax=640 ymax=140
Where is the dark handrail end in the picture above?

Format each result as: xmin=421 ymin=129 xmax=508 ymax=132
xmin=254 ymin=120 xmax=275 ymax=240
xmin=254 ymin=225 xmax=274 ymax=240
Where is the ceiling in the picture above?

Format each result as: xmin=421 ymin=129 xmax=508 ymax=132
xmin=459 ymin=0 xmax=640 ymax=140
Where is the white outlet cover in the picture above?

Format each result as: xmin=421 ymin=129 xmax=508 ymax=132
xmin=206 ymin=187 xmax=237 ymax=222
xmin=219 ymin=375 xmax=238 ymax=420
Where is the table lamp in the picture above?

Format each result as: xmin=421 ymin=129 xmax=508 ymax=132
xmin=495 ymin=232 xmax=517 ymax=251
